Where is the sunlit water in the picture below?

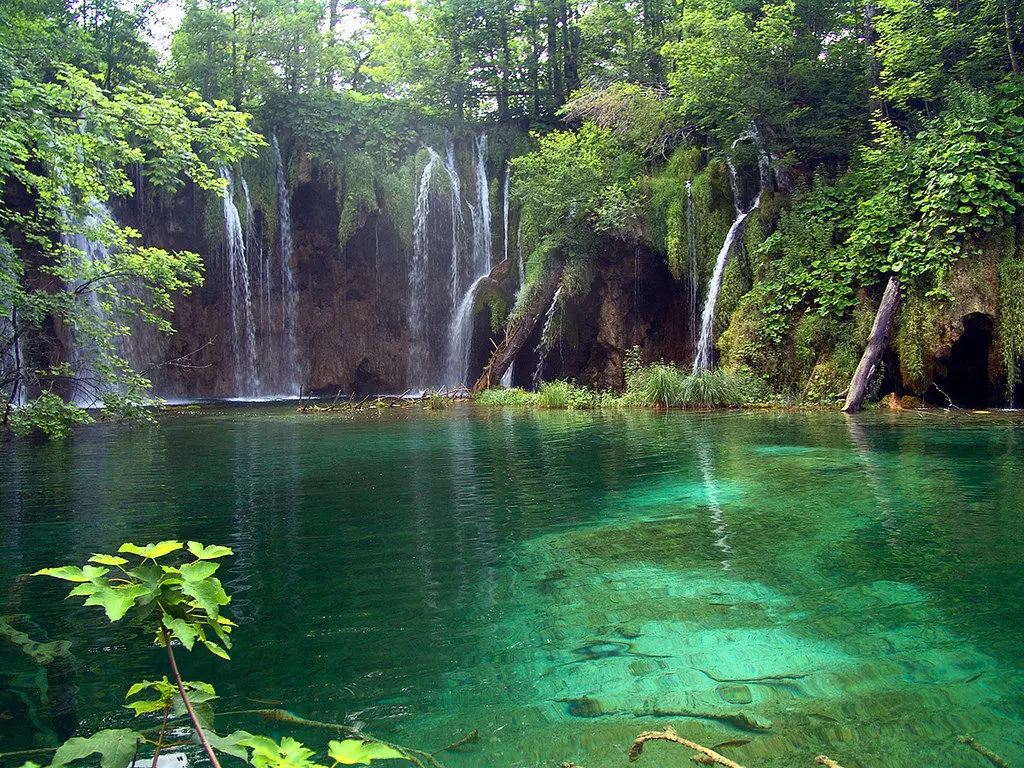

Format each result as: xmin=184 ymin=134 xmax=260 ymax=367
xmin=2 ymin=407 xmax=1023 ymax=767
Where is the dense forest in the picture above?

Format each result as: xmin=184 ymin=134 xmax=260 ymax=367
xmin=2 ymin=0 xmax=1024 ymax=435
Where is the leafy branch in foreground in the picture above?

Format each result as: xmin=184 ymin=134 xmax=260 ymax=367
xmin=29 ymin=541 xmax=437 ymax=768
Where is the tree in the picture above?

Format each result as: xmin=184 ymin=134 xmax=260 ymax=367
xmin=0 ymin=64 xmax=263 ymax=435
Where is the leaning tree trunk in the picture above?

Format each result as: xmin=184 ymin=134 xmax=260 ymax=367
xmin=843 ymin=275 xmax=901 ymax=413
xmin=473 ymin=266 xmax=563 ymax=392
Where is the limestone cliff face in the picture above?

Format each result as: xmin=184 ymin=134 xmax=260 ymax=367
xmin=130 ymin=160 xmax=701 ymax=399
xmin=508 ymin=239 xmax=695 ymax=390
xmin=132 ymin=169 xmax=413 ymax=399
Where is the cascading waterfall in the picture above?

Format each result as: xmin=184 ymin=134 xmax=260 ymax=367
xmin=517 ymin=218 xmax=525 ymax=284
xmin=502 ymin=165 xmax=511 ymax=267
xmin=442 ymin=143 xmax=463 ymax=305
xmin=532 ymin=286 xmax=563 ymax=389
xmin=61 ymin=199 xmax=131 ymax=404
xmin=471 ymin=133 xmax=492 ymax=278
xmin=1 ymin=239 xmax=25 ymax=407
xmin=444 ymin=133 xmax=493 ymax=388
xmin=445 ymin=273 xmax=489 ymax=387
xmin=686 ymin=180 xmax=699 ymax=354
xmin=272 ymin=134 xmax=301 ymax=395
xmin=407 ymin=133 xmax=495 ymax=391
xmin=408 ymin=148 xmax=441 ymax=390
xmin=219 ymin=166 xmax=259 ymax=395
xmin=692 ymin=130 xmax=768 ymax=372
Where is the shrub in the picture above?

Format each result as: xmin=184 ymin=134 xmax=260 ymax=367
xmin=638 ymin=364 xmax=686 ymax=407
xmin=537 ymin=380 xmax=594 ymax=409
xmin=677 ymin=369 xmax=756 ymax=408
xmin=475 ymin=387 xmax=539 ymax=406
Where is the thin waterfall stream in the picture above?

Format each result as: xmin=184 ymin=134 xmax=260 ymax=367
xmin=219 ymin=166 xmax=259 ymax=395
xmin=692 ymin=131 xmax=769 ymax=372
xmin=409 ymin=133 xmax=494 ymax=391
xmin=408 ymin=148 xmax=441 ymax=391
xmin=272 ymin=134 xmax=301 ymax=396
xmin=532 ymin=286 xmax=563 ymax=388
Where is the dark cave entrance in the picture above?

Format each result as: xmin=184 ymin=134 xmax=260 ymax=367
xmin=935 ymin=313 xmax=995 ymax=409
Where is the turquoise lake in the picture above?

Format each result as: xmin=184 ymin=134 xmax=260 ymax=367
xmin=1 ymin=407 xmax=1023 ymax=767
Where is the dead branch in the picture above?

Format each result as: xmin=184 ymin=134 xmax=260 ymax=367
xmin=958 ymin=735 xmax=1010 ymax=768
xmin=441 ymin=730 xmax=479 ymax=752
xmin=627 ymin=728 xmax=747 ymax=768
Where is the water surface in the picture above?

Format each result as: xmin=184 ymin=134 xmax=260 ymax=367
xmin=1 ymin=407 xmax=1022 ymax=767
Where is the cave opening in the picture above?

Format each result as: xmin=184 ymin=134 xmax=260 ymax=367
xmin=936 ymin=313 xmax=994 ymax=408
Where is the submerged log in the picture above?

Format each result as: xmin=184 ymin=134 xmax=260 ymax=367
xmin=472 ymin=265 xmax=563 ymax=392
xmin=843 ymin=276 xmax=901 ymax=414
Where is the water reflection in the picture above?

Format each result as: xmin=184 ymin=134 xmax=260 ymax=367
xmin=1 ymin=408 xmax=1023 ymax=767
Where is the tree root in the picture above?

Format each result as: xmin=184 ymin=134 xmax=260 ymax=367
xmin=958 ymin=735 xmax=1010 ymax=768
xmin=627 ymin=727 xmax=747 ymax=768
xmin=441 ymin=729 xmax=479 ymax=752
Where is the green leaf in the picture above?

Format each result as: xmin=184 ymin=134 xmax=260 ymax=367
xmin=205 ymin=730 xmax=255 ymax=761
xmin=327 ymin=739 xmax=407 ymax=765
xmin=238 ymin=735 xmax=325 ymax=768
xmin=187 ymin=542 xmax=234 ymax=560
xmin=180 ymin=575 xmax=230 ymax=617
xmin=88 ymin=554 xmax=128 ymax=567
xmin=161 ymin=613 xmax=199 ymax=650
xmin=201 ymin=638 xmax=231 ymax=660
xmin=32 ymin=565 xmax=108 ymax=583
xmin=180 ymin=560 xmax=219 ymax=582
xmin=50 ymin=729 xmax=143 ymax=768
xmin=118 ymin=541 xmax=184 ymax=560
xmin=82 ymin=583 xmax=150 ymax=622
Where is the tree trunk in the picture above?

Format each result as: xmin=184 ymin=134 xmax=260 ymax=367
xmin=473 ymin=266 xmax=563 ymax=392
xmin=843 ymin=276 xmax=901 ymax=414
xmin=864 ymin=0 xmax=884 ymax=117
xmin=1005 ymin=1 xmax=1021 ymax=75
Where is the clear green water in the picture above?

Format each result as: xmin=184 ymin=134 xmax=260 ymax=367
xmin=2 ymin=407 xmax=1023 ymax=767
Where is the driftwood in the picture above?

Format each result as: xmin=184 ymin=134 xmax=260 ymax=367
xmin=958 ymin=735 xmax=1010 ymax=768
xmin=843 ymin=276 xmax=901 ymax=413
xmin=627 ymin=728 xmax=746 ymax=767
xmin=814 ymin=756 xmax=845 ymax=768
xmin=473 ymin=265 xmax=563 ymax=392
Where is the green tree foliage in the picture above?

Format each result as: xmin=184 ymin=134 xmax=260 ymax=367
xmin=0 ymin=0 xmax=262 ymax=437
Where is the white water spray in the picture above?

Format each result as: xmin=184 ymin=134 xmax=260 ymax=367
xmin=692 ymin=130 xmax=769 ymax=372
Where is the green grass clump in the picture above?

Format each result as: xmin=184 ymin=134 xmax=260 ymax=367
xmin=537 ymin=380 xmax=594 ymax=409
xmin=475 ymin=387 xmax=540 ymax=406
xmin=638 ymin=364 xmax=686 ymax=407
xmin=677 ymin=369 xmax=756 ymax=408
xmin=424 ymin=392 xmax=449 ymax=409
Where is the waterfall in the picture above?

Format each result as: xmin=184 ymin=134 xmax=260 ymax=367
xmin=444 ymin=132 xmax=493 ymax=389
xmin=272 ymin=135 xmax=301 ymax=395
xmin=502 ymin=164 xmax=511 ymax=266
xmin=470 ymin=133 xmax=492 ymax=277
xmin=686 ymin=180 xmax=699 ymax=354
xmin=61 ymin=199 xmax=131 ymax=404
xmin=500 ymin=363 xmax=514 ymax=388
xmin=692 ymin=131 xmax=768 ymax=373
xmin=408 ymin=148 xmax=441 ymax=391
xmin=532 ymin=286 xmax=563 ymax=389
xmin=219 ymin=166 xmax=259 ymax=395
xmin=442 ymin=143 xmax=463 ymax=307
xmin=407 ymin=133 xmax=494 ymax=391
xmin=517 ymin=218 xmax=525 ymax=285
xmin=1 ymin=239 xmax=25 ymax=407
xmin=445 ymin=273 xmax=488 ymax=387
